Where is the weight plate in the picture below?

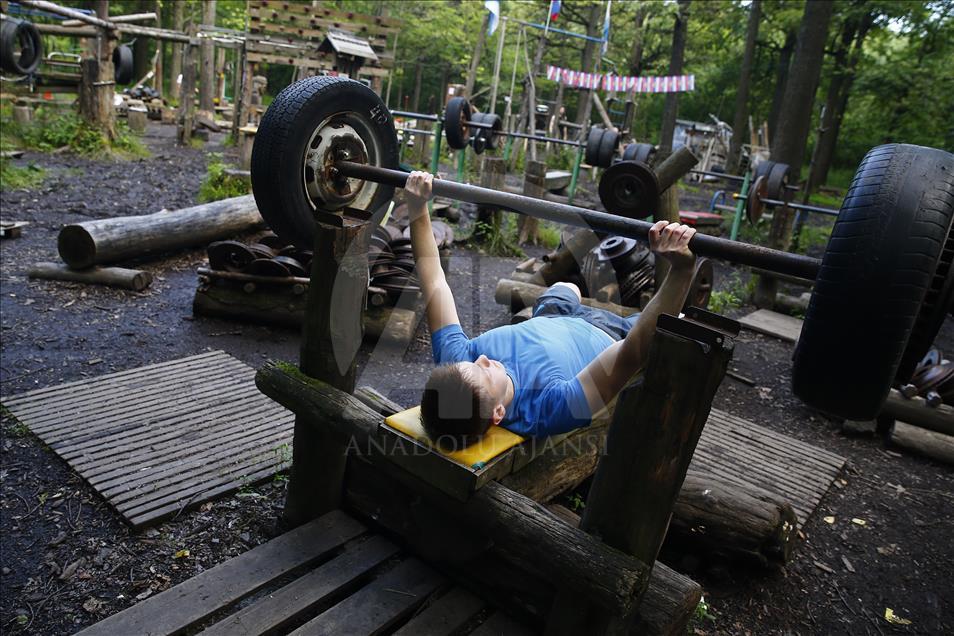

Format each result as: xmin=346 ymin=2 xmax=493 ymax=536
xmin=251 ymin=77 xmax=398 ymax=247
xmin=207 ymin=240 xmax=255 ymax=272
xmin=746 ymin=175 xmax=768 ymax=224
xmin=793 ymin=143 xmax=954 ymax=420
xmin=597 ymin=129 xmax=620 ymax=168
xmin=258 ymin=233 xmax=287 ymax=250
xmin=273 ymin=255 xmax=308 ymax=277
xmin=598 ymin=160 xmax=660 ymax=219
xmin=444 ymin=97 xmax=472 ymax=150
xmin=752 ymin=159 xmax=774 ymax=183
xmin=480 ymin=112 xmax=502 ymax=150
xmin=585 ymin=127 xmax=605 ymax=166
xmin=766 ymin=162 xmax=791 ymax=201
xmin=632 ymin=143 xmax=654 ymax=165
xmin=470 ymin=115 xmax=487 ymax=154
xmin=621 ymin=143 xmax=640 ymax=161
xmin=243 ymin=258 xmax=291 ymax=278
xmin=916 ymin=347 xmax=943 ymax=371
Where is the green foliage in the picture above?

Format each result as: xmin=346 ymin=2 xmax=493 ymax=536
xmin=795 ymin=221 xmax=835 ymax=256
xmin=4 ymin=107 xmax=148 ymax=158
xmin=545 ymin=147 xmax=577 ymax=171
xmin=536 ymin=221 xmax=562 ymax=250
xmin=0 ymin=159 xmax=45 ymax=191
xmin=469 ymin=215 xmax=523 ymax=257
xmin=198 ymin=153 xmax=251 ymax=203
xmin=708 ymin=271 xmax=752 ymax=314
xmin=688 ymin=597 xmax=716 ymax=632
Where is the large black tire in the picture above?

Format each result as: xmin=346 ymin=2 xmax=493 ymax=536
xmin=113 ymin=44 xmax=134 ymax=84
xmin=470 ymin=113 xmax=487 ymax=155
xmin=444 ymin=97 xmax=472 ymax=150
xmin=479 ymin=112 xmax=502 ymax=150
xmin=1 ymin=18 xmax=42 ymax=75
xmin=251 ymin=76 xmax=399 ymax=248
xmin=793 ymin=144 xmax=954 ymax=420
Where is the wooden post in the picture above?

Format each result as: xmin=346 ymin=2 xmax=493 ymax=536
xmin=547 ymin=315 xmax=735 ymax=634
xmin=78 ymin=1 xmax=116 ymax=140
xmin=518 ymin=160 xmax=546 ymax=244
xmin=154 ymin=0 xmax=163 ymax=97
xmin=215 ymin=47 xmax=227 ymax=104
xmin=415 ymin=117 xmax=431 ymax=167
xmin=230 ymin=43 xmax=247 ymax=143
xmin=753 ymin=204 xmax=793 ymax=307
xmin=282 ymin=213 xmax=373 ymax=527
xmin=169 ymin=0 xmax=184 ymax=101
xmin=199 ymin=0 xmax=217 ymax=112
xmin=177 ymin=34 xmax=197 ymax=145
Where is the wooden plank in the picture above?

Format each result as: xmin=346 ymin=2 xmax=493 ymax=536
xmin=0 ymin=351 xmax=226 ymax=404
xmin=738 ymin=309 xmax=803 ymax=343
xmin=288 ymin=558 xmax=446 ymax=636
xmin=248 ymin=10 xmax=395 ymax=40
xmin=708 ymin=410 xmax=845 ymax=466
xmin=127 ymin=462 xmax=290 ymax=528
xmin=250 ymin=0 xmax=403 ymax=28
xmin=198 ymin=535 xmax=401 ymax=636
xmin=392 ymin=587 xmax=487 ymax=636
xmin=698 ymin=431 xmax=839 ymax=480
xmin=77 ymin=511 xmax=367 ymax=635
xmin=470 ymin=611 xmax=536 ymax=636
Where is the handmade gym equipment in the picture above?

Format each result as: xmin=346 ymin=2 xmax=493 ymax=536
xmin=251 ymin=77 xmax=954 ymax=422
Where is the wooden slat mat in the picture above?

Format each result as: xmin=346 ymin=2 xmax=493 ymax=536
xmin=1 ymin=351 xmax=294 ymax=528
xmin=691 ymin=408 xmax=845 ymax=526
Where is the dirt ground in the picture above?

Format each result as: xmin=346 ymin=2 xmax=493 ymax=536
xmin=1 ymin=120 xmax=952 ymax=635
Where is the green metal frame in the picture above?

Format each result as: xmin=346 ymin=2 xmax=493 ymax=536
xmin=729 ymin=172 xmax=751 ymax=242
xmin=567 ymin=145 xmax=584 ymax=204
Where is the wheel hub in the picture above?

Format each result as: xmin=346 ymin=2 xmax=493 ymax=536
xmin=304 ymin=120 xmax=370 ymax=211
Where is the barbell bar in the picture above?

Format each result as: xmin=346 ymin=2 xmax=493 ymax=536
xmin=689 ymin=169 xmax=799 ymax=192
xmin=732 ymin=192 xmax=839 ymax=217
xmin=332 ymin=160 xmax=821 ymax=281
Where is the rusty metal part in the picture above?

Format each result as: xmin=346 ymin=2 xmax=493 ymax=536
xmin=244 ymin=258 xmax=290 ymax=277
xmin=248 ymin=243 xmax=276 ymax=259
xmin=258 ymin=233 xmax=287 ymax=250
xmin=747 ymin=176 xmax=768 ymax=224
xmin=686 ymin=257 xmax=714 ymax=310
xmin=273 ymin=255 xmax=307 ymax=277
xmin=598 ymin=160 xmax=660 ymax=219
xmin=197 ymin=267 xmax=309 ymax=286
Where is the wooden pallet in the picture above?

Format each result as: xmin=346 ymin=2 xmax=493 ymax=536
xmin=0 ymin=351 xmax=294 ymax=528
xmin=77 ymin=509 xmax=533 ymax=636
xmin=692 ymin=408 xmax=845 ymax=526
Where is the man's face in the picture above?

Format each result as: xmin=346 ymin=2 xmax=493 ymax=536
xmin=459 ymin=355 xmax=510 ymax=404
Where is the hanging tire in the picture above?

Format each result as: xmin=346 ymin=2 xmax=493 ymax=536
xmin=597 ymin=129 xmax=620 ymax=168
xmin=113 ymin=44 xmax=134 ymax=84
xmin=444 ymin=97 xmax=472 ymax=150
xmin=250 ymin=76 xmax=399 ymax=248
xmin=585 ymin=127 xmax=605 ymax=166
xmin=792 ymin=144 xmax=954 ymax=420
xmin=0 ymin=18 xmax=42 ymax=75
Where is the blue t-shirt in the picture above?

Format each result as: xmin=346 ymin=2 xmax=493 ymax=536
xmin=431 ymin=317 xmax=614 ymax=437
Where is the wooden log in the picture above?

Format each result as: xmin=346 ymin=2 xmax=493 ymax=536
xmin=880 ymin=389 xmax=954 ymax=436
xmin=62 ymin=11 xmax=157 ymax=27
xmin=495 ymin=277 xmax=635 ymax=316
xmin=28 ymin=262 xmax=152 ymax=291
xmin=283 ymin=214 xmax=372 ymax=527
xmin=192 ymin=281 xmax=418 ymax=347
xmin=177 ymin=33 xmax=197 ymax=145
xmin=255 ymin=363 xmax=650 ymax=618
xmin=548 ymin=319 xmax=734 ymax=634
xmin=127 ymin=107 xmax=148 ymax=133
xmin=889 ymin=421 xmax=954 ymax=465
xmin=517 ymin=160 xmax=545 ymax=244
xmin=57 ymin=195 xmax=262 ymax=269
xmin=13 ymin=106 xmax=33 ymax=125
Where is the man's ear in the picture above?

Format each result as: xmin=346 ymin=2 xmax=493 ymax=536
xmin=490 ymin=403 xmax=506 ymax=427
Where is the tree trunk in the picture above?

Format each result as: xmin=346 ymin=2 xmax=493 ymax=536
xmin=170 ymin=0 xmax=184 ymax=100
xmin=806 ymin=11 xmax=873 ymax=192
xmin=154 ymin=0 xmax=163 ymax=97
xmin=57 ymin=195 xmax=262 ymax=269
xmin=574 ymin=3 xmax=604 ymax=129
xmin=767 ymin=29 xmax=795 ymax=144
xmin=132 ymin=0 xmax=151 ymax=81
xmin=628 ymin=4 xmax=649 ymax=76
xmin=411 ymin=62 xmax=423 ymax=113
xmin=464 ymin=14 xmax=489 ymax=99
xmin=657 ymin=0 xmax=691 ymax=157
xmin=726 ymin=0 xmax=760 ymax=174
xmin=28 ymin=263 xmax=153 ymax=291
xmin=199 ymin=0 xmax=217 ymax=112
xmin=78 ymin=0 xmax=116 ymax=139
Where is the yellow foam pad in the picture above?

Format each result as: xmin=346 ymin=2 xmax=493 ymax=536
xmin=384 ymin=406 xmax=526 ymax=470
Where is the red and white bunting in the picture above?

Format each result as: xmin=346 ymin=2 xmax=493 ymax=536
xmin=546 ymin=66 xmax=695 ymax=93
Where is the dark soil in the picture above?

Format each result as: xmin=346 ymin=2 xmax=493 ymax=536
xmin=1 ymin=120 xmax=952 ymax=635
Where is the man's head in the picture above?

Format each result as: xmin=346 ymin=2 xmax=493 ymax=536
xmin=420 ymin=355 xmax=510 ymax=447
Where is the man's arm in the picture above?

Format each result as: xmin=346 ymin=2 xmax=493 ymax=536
xmin=405 ymin=171 xmax=460 ymax=333
xmin=577 ymin=221 xmax=697 ymax=413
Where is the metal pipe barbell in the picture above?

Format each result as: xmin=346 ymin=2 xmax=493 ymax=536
xmin=333 ymin=161 xmax=822 ymax=281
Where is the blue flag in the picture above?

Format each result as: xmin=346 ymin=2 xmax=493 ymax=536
xmin=601 ymin=1 xmax=612 ymax=55
xmin=485 ymin=0 xmax=500 ymax=35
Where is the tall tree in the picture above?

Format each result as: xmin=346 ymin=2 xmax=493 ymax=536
xmin=771 ymin=0 xmax=834 ymax=178
xmin=767 ymin=29 xmax=795 ymax=144
xmin=464 ymin=14 xmax=489 ymax=99
xmin=199 ymin=0 xmax=217 ymax=112
xmin=657 ymin=0 xmax=691 ymax=157
xmin=805 ymin=7 xmax=874 ymax=192
xmin=726 ymin=0 xmax=761 ymax=173
xmin=575 ymin=2 xmax=604 ymax=128
xmin=170 ymin=0 xmax=184 ymax=101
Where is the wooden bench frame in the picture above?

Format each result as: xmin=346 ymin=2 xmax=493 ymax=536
xmin=256 ymin=207 xmax=740 ymax=634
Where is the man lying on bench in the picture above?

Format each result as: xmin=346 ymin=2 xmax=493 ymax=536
xmin=405 ymin=171 xmax=697 ymax=445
